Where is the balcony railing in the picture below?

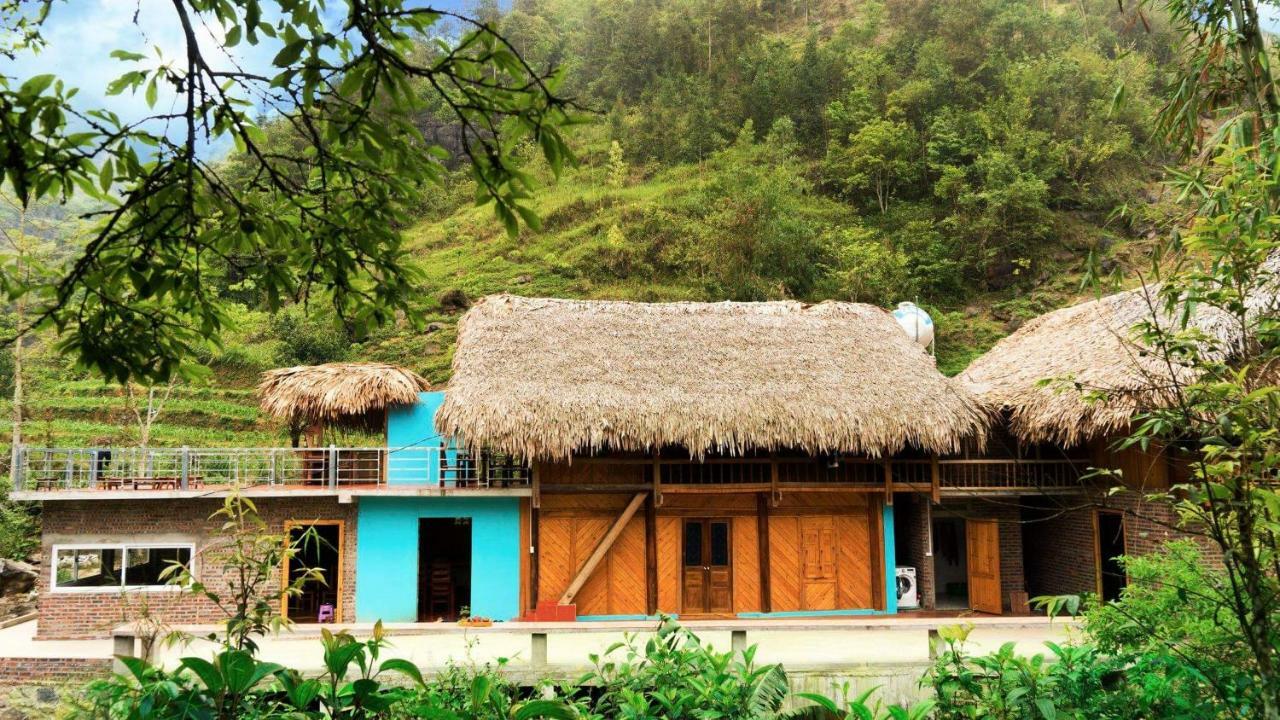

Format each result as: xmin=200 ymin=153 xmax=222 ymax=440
xmin=12 ymin=446 xmax=531 ymax=493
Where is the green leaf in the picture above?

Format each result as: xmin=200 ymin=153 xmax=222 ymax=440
xmin=273 ymin=39 xmax=306 ymax=67
xmin=179 ymin=656 xmax=224 ymax=692
xmin=379 ymin=658 xmax=425 ymax=687
xmin=145 ymin=75 xmax=158 ymax=108
xmin=109 ymin=49 xmax=147 ymax=62
xmin=512 ymin=700 xmax=577 ymax=720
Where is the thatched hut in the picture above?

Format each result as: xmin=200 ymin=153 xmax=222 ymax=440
xmin=438 ymin=294 xmax=987 ymax=460
xmin=960 ymin=265 xmax=1279 ymax=446
xmin=258 ymin=362 xmax=429 ymax=444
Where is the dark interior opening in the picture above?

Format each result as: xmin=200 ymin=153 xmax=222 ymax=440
xmin=418 ymin=517 xmax=472 ymax=621
xmin=287 ymin=523 xmax=341 ymax=623
xmin=932 ymin=517 xmax=968 ymax=609
xmin=1098 ymin=512 xmax=1127 ymax=602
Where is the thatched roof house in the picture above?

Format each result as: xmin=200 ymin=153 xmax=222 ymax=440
xmin=437 ymin=295 xmax=987 ymax=461
xmin=960 ymin=263 xmax=1280 ymax=446
xmin=259 ymin=362 xmax=430 ymax=433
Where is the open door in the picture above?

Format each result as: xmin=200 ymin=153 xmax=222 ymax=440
xmin=966 ymin=518 xmax=1002 ymax=615
xmin=682 ymin=519 xmax=732 ymax=614
xmin=417 ymin=518 xmax=472 ymax=621
xmin=1096 ymin=510 xmax=1127 ymax=602
xmin=283 ymin=521 xmax=344 ymax=623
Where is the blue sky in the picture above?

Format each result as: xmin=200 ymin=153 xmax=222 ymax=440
xmin=1 ymin=0 xmax=479 ymax=154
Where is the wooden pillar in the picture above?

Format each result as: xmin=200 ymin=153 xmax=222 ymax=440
xmin=530 ymin=504 xmax=540 ymax=609
xmin=930 ymin=456 xmax=941 ymax=504
xmin=757 ymin=492 xmax=772 ymax=613
xmin=882 ymin=459 xmax=894 ymax=506
xmin=645 ymin=491 xmax=658 ymax=615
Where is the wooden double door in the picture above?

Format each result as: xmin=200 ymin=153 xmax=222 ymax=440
xmin=682 ymin=518 xmax=732 ymax=614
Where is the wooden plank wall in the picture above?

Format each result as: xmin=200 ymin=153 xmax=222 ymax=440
xmin=536 ymin=462 xmax=882 ymax=616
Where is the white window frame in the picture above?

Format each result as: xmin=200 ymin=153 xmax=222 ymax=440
xmin=51 ymin=542 xmax=196 ymax=594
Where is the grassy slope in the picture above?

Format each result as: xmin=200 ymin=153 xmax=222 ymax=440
xmin=12 ymin=140 xmax=1150 ymax=449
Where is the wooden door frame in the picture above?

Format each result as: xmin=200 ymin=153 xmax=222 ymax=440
xmin=1093 ymin=509 xmax=1126 ymax=600
xmin=680 ymin=517 xmax=734 ymax=616
xmin=965 ymin=518 xmax=1001 ymax=615
xmin=281 ymin=519 xmax=346 ymax=622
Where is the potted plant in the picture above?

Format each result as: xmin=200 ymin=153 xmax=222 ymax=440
xmin=456 ymin=606 xmax=493 ymax=627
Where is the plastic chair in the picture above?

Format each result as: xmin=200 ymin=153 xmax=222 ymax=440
xmin=317 ymin=603 xmax=335 ymax=623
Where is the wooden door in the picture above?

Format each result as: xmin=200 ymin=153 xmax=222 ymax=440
xmin=800 ymin=516 xmax=837 ymax=610
xmin=682 ymin=519 xmax=732 ymax=614
xmin=966 ymin=519 xmax=1003 ymax=615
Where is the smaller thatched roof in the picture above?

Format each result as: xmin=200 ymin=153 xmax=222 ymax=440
xmin=960 ymin=261 xmax=1280 ymax=446
xmin=437 ymin=295 xmax=988 ymax=461
xmin=258 ymin=362 xmax=429 ymax=430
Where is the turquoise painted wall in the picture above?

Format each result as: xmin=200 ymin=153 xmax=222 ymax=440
xmin=386 ymin=391 xmax=460 ymax=485
xmin=883 ymin=502 xmax=897 ymax=614
xmin=355 ymin=496 xmax=521 ymax=622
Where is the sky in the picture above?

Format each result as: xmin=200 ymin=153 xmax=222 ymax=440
xmin=1 ymin=0 xmax=479 ymax=155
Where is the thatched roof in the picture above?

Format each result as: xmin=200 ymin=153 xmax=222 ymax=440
xmin=437 ymin=295 xmax=987 ymax=461
xmin=258 ymin=362 xmax=429 ymax=430
xmin=960 ymin=263 xmax=1280 ymax=446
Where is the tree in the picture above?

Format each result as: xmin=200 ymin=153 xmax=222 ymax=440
xmin=1074 ymin=2 xmax=1280 ymax=716
xmin=824 ymin=119 xmax=917 ymax=213
xmin=0 ymin=0 xmax=579 ymax=384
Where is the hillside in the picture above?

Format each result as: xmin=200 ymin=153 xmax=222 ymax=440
xmin=0 ymin=0 xmax=1185 ymax=450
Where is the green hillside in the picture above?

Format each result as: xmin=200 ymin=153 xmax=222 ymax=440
xmin=2 ymin=0 xmax=1184 ymax=450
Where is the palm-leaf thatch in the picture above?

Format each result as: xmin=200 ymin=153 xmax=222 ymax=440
xmin=258 ymin=362 xmax=429 ymax=432
xmin=960 ymin=264 xmax=1280 ymax=446
xmin=437 ymin=295 xmax=987 ymax=461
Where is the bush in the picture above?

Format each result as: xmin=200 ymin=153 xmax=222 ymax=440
xmin=0 ymin=497 xmax=37 ymax=560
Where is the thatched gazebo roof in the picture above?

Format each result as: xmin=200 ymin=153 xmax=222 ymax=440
xmin=437 ymin=294 xmax=987 ymax=461
xmin=960 ymin=264 xmax=1280 ymax=446
xmin=258 ymin=362 xmax=430 ymax=432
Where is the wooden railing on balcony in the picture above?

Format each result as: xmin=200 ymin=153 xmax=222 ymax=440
xmin=12 ymin=445 xmax=531 ymax=493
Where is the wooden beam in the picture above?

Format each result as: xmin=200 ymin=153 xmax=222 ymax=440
xmin=559 ymin=492 xmax=648 ymax=605
xmin=652 ymin=454 xmax=663 ymax=508
xmin=770 ymin=455 xmax=780 ymax=506
xmin=757 ymin=492 xmax=772 ymax=613
xmin=541 ymin=483 xmax=652 ymax=494
xmin=645 ymin=492 xmax=657 ymax=615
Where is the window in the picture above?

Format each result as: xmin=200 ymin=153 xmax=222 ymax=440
xmin=52 ymin=544 xmax=193 ymax=592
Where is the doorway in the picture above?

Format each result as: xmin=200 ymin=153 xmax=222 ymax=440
xmin=932 ymin=517 xmax=968 ymax=609
xmin=418 ymin=518 xmax=472 ymax=621
xmin=283 ymin=521 xmax=344 ymax=623
xmin=682 ymin=518 xmax=732 ymax=614
xmin=1096 ymin=511 xmax=1127 ymax=602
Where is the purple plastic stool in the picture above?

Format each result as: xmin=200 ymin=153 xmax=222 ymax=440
xmin=317 ymin=603 xmax=335 ymax=623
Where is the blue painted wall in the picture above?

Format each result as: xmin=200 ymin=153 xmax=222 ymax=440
xmin=386 ymin=391 xmax=460 ymax=485
xmin=355 ymin=496 xmax=522 ymax=622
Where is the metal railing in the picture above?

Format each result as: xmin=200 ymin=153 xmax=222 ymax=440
xmin=891 ymin=458 xmax=1087 ymax=492
xmin=13 ymin=445 xmax=531 ymax=492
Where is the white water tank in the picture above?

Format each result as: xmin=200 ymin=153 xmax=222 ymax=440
xmin=892 ymin=301 xmax=934 ymax=348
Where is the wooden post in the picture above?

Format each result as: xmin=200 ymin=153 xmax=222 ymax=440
xmin=757 ymin=492 xmax=772 ymax=613
xmin=652 ymin=454 xmax=662 ymax=507
xmin=180 ymin=447 xmax=190 ymax=490
xmin=531 ymin=464 xmax=541 ymax=509
xmin=769 ymin=455 xmax=780 ymax=506
xmin=883 ymin=459 xmax=894 ymax=506
xmin=530 ymin=503 xmax=540 ymax=609
xmin=930 ymin=456 xmax=941 ymax=504
xmin=645 ymin=491 xmax=658 ymax=615
xmin=559 ymin=492 xmax=648 ymax=605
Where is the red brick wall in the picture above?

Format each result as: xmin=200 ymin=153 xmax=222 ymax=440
xmin=1022 ymin=497 xmax=1097 ymax=598
xmin=0 ymin=657 xmax=111 ymax=684
xmin=37 ymin=498 xmax=358 ymax=639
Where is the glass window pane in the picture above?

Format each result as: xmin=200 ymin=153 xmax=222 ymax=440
xmin=683 ymin=522 xmax=702 ymax=566
xmin=710 ymin=522 xmax=730 ymax=566
xmin=55 ymin=548 xmax=122 ymax=588
xmin=125 ymin=546 xmax=191 ymax=587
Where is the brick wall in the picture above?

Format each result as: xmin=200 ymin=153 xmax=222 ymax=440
xmin=0 ymin=657 xmax=111 ymax=684
xmin=37 ymin=497 xmax=358 ymax=639
xmin=1022 ymin=497 xmax=1097 ymax=598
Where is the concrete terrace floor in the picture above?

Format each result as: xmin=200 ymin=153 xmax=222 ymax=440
xmin=2 ymin=615 xmax=1081 ymax=674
